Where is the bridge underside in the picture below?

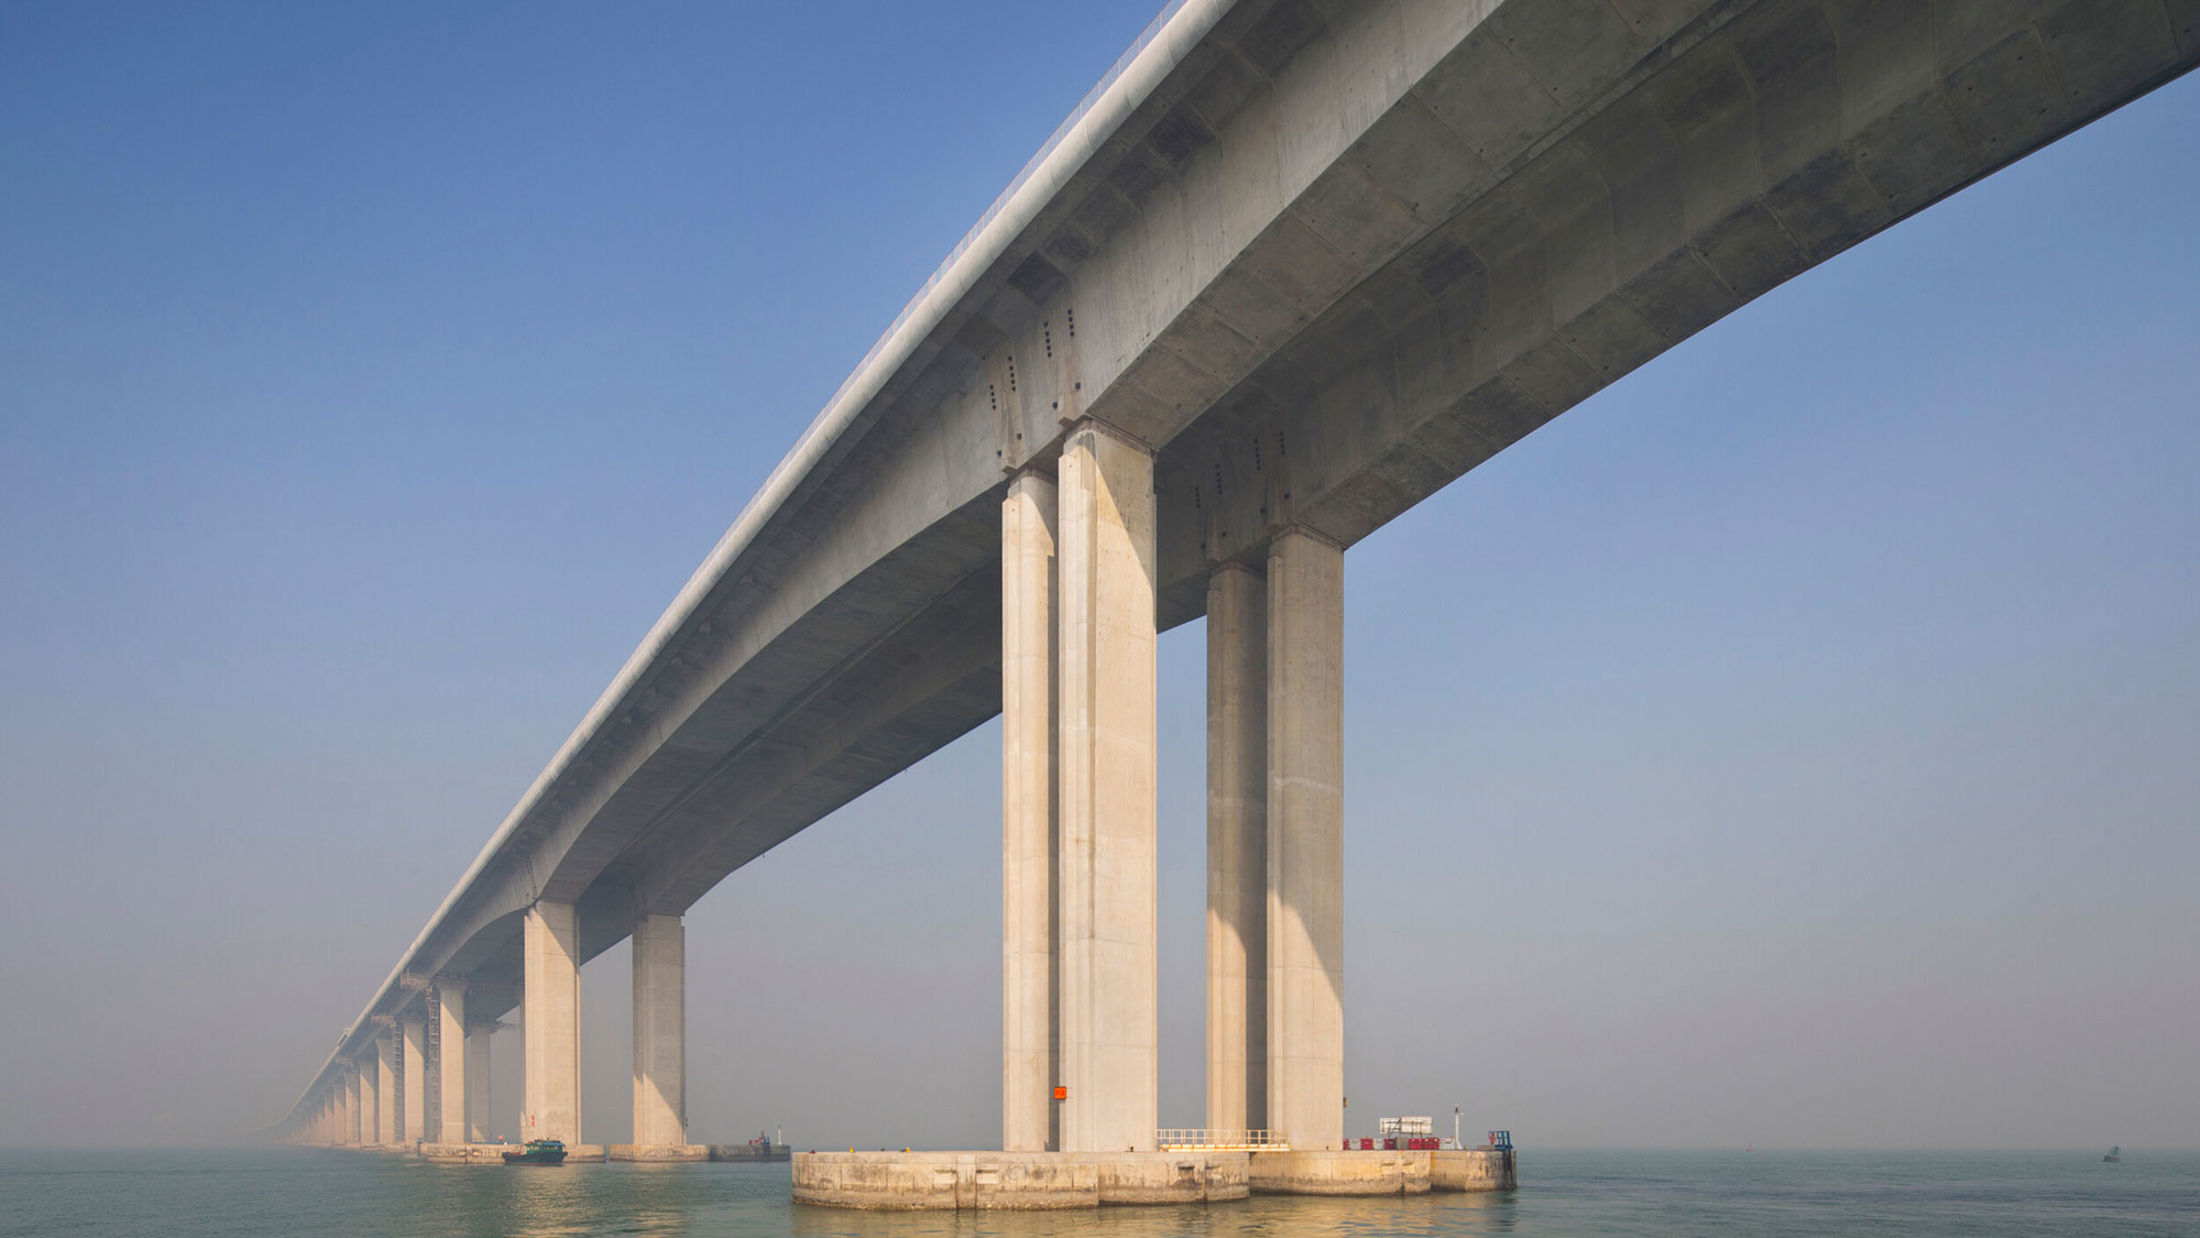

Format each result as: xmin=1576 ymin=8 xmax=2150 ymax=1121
xmin=477 ymin=0 xmax=2199 ymax=1007
xmin=282 ymin=0 xmax=2196 ymax=1134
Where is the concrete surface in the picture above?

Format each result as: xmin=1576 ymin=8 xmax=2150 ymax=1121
xmin=1055 ymin=423 xmax=1160 ymax=1154
xmin=277 ymin=0 xmax=2200 ymax=1141
xmin=401 ymin=1015 xmax=426 ymax=1145
xmin=433 ymin=984 xmax=467 ymax=1145
xmin=377 ymin=1032 xmax=399 ymax=1146
xmin=522 ymin=901 xmax=580 ymax=1144
xmin=793 ymin=1150 xmax=1249 ymax=1210
xmin=1000 ymin=471 xmax=1060 ymax=1153
xmin=608 ymin=1143 xmax=709 ymax=1162
xmin=418 ymin=1141 xmax=611 ymax=1164
xmin=1205 ymin=560 xmax=1267 ymax=1134
xmin=1249 ymin=1148 xmax=1429 ymax=1196
xmin=631 ymin=914 xmax=687 ymax=1148
xmin=708 ymin=1143 xmax=793 ymax=1162
xmin=1430 ymin=1147 xmax=1516 ymax=1192
xmin=417 ymin=1142 xmax=504 ymax=1165
xmin=464 ymin=1024 xmax=492 ymax=1143
xmin=1265 ymin=529 xmax=1345 ymax=1151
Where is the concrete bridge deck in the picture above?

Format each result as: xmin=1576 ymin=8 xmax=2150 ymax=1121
xmin=270 ymin=0 xmax=2197 ymax=1166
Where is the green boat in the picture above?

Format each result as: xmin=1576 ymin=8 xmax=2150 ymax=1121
xmin=502 ymin=1139 xmax=568 ymax=1166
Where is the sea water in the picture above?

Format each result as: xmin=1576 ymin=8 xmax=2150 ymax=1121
xmin=2 ymin=1148 xmax=2194 ymax=1237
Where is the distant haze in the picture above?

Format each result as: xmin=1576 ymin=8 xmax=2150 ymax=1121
xmin=1 ymin=4 xmax=2193 ymax=1150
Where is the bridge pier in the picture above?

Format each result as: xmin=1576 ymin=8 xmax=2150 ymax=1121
xmin=341 ymin=1062 xmax=359 ymax=1145
xmin=1002 ymin=470 xmax=1059 ymax=1153
xmin=465 ymin=1021 xmax=493 ymax=1142
xmin=1265 ymin=528 xmax=1345 ymax=1153
xmin=357 ymin=1049 xmax=380 ymax=1146
xmin=625 ymin=912 xmax=699 ymax=1156
xmin=523 ymin=899 xmax=581 ymax=1144
xmin=401 ymin=1014 xmax=427 ymax=1145
xmin=1055 ymin=421 xmax=1159 ymax=1155
xmin=1206 ymin=561 xmax=1267 ymax=1136
xmin=374 ymin=1030 xmax=398 ymax=1145
xmin=434 ymin=981 xmax=468 ymax=1144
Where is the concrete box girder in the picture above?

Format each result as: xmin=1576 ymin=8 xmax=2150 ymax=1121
xmin=284 ymin=0 xmax=2196 ymax=1134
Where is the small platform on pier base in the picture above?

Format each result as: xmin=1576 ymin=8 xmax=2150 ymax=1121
xmin=793 ymin=1150 xmax=1248 ymax=1209
xmin=793 ymin=1146 xmax=1515 ymax=1209
xmin=608 ymin=1144 xmax=710 ymax=1162
xmin=706 ymin=1143 xmax=792 ymax=1163
xmin=416 ymin=1142 xmax=609 ymax=1164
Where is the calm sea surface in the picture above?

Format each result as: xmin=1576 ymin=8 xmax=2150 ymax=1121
xmin=2 ymin=1148 xmax=2193 ymax=1237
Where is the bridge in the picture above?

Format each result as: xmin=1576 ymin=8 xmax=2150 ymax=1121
xmin=269 ymin=0 xmax=2195 ymax=1192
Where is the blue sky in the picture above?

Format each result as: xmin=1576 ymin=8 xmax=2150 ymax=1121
xmin=1 ymin=3 xmax=2194 ymax=1149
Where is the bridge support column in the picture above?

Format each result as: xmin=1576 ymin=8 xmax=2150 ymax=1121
xmin=401 ymin=1014 xmax=427 ymax=1144
xmin=1206 ymin=561 xmax=1267 ymax=1136
xmin=375 ymin=1031 xmax=399 ymax=1145
xmin=523 ymin=899 xmax=581 ymax=1144
xmin=358 ymin=1051 xmax=380 ymax=1146
xmin=342 ymin=1063 xmax=360 ymax=1145
xmin=466 ymin=1023 xmax=493 ymax=1142
xmin=1266 ymin=528 xmax=1344 ymax=1151
xmin=1002 ymin=470 xmax=1059 ymax=1153
xmin=1055 ymin=422 xmax=1157 ymax=1154
xmin=434 ymin=983 xmax=468 ymax=1144
xmin=632 ymin=913 xmax=688 ymax=1147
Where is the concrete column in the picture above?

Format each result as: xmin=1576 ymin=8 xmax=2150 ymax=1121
xmin=1266 ymin=528 xmax=1345 ymax=1151
xmin=1055 ymin=421 xmax=1158 ymax=1154
xmin=523 ymin=900 xmax=581 ymax=1143
xmin=631 ymin=913 xmax=688 ymax=1147
xmin=1206 ymin=561 xmax=1268 ymax=1135
xmin=1002 ymin=470 xmax=1059 ymax=1154
xmin=401 ymin=1015 xmax=427 ymax=1144
xmin=465 ymin=1024 xmax=493 ymax=1142
xmin=358 ymin=1052 xmax=380 ymax=1146
xmin=435 ymin=983 xmax=468 ymax=1144
xmin=343 ymin=1064 xmax=360 ymax=1145
xmin=375 ymin=1032 xmax=399 ymax=1145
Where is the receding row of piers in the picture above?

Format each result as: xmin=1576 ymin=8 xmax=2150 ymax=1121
xmin=294 ymin=417 xmax=1349 ymax=1174
xmin=299 ymin=993 xmax=495 ymax=1148
xmin=1001 ymin=419 xmax=1346 ymax=1157
xmin=292 ymin=910 xmax=694 ymax=1158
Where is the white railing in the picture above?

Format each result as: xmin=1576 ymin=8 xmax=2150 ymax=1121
xmin=1155 ymin=1129 xmax=1289 ymax=1151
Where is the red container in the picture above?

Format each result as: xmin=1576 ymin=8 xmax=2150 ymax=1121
xmin=1359 ymin=1138 xmax=1374 ymax=1150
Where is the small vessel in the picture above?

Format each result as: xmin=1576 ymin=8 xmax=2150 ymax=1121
xmin=2103 ymin=1146 xmax=2121 ymax=1164
xmin=503 ymin=1139 xmax=569 ymax=1166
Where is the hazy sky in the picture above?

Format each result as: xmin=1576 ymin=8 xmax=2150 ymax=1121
xmin=2 ymin=3 xmax=2194 ymax=1152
